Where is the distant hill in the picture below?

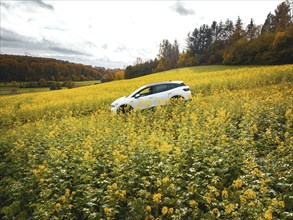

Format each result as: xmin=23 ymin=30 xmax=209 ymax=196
xmin=0 ymin=54 xmax=108 ymax=82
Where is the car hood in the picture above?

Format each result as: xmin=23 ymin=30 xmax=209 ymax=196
xmin=111 ymin=96 xmax=128 ymax=105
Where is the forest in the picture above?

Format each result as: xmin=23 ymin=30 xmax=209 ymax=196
xmin=0 ymin=54 xmax=119 ymax=83
xmin=125 ymin=0 xmax=293 ymax=79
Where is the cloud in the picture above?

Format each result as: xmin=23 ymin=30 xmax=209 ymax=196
xmin=31 ymin=0 xmax=54 ymax=10
xmin=0 ymin=2 xmax=10 ymax=9
xmin=48 ymin=46 xmax=90 ymax=56
xmin=115 ymin=44 xmax=127 ymax=53
xmin=101 ymin=44 xmax=108 ymax=50
xmin=171 ymin=1 xmax=195 ymax=16
xmin=0 ymin=28 xmax=30 ymax=47
xmin=1 ymin=28 xmax=90 ymax=57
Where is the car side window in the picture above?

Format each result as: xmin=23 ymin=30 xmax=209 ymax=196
xmin=137 ymin=87 xmax=152 ymax=97
xmin=167 ymin=84 xmax=177 ymax=90
xmin=153 ymin=84 xmax=168 ymax=94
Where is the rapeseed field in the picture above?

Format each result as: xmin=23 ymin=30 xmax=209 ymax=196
xmin=0 ymin=65 xmax=292 ymax=219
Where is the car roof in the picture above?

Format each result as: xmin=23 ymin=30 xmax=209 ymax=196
xmin=127 ymin=81 xmax=185 ymax=97
xmin=144 ymin=81 xmax=183 ymax=87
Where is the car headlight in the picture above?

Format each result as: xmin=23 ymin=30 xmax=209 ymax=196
xmin=111 ymin=103 xmax=118 ymax=108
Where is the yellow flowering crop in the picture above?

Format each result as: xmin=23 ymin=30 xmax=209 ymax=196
xmin=0 ymin=65 xmax=292 ymax=219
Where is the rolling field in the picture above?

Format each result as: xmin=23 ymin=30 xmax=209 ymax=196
xmin=0 ymin=80 xmax=101 ymax=96
xmin=0 ymin=65 xmax=292 ymax=219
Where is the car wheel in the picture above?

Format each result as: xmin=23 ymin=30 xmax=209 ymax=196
xmin=170 ymin=96 xmax=185 ymax=104
xmin=117 ymin=105 xmax=133 ymax=114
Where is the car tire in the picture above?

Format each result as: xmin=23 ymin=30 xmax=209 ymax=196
xmin=117 ymin=105 xmax=133 ymax=114
xmin=170 ymin=96 xmax=185 ymax=104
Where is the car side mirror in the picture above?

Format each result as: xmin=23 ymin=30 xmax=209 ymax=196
xmin=135 ymin=94 xmax=140 ymax=99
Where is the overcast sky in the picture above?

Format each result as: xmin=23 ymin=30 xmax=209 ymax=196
xmin=0 ymin=0 xmax=284 ymax=68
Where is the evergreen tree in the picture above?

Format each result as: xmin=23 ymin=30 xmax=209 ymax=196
xmin=232 ymin=16 xmax=245 ymax=42
xmin=246 ymin=18 xmax=259 ymax=40
xmin=262 ymin=12 xmax=275 ymax=33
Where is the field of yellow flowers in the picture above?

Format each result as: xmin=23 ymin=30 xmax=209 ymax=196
xmin=0 ymin=65 xmax=292 ymax=219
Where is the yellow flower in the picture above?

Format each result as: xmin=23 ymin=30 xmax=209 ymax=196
xmin=253 ymin=168 xmax=263 ymax=177
xmin=271 ymin=198 xmax=285 ymax=208
xmin=83 ymin=151 xmax=90 ymax=160
xmin=60 ymin=196 xmax=66 ymax=202
xmin=55 ymin=203 xmax=61 ymax=210
xmin=212 ymin=208 xmax=219 ymax=215
xmin=240 ymin=195 xmax=246 ymax=205
xmin=231 ymin=211 xmax=238 ymax=217
xmin=144 ymin=215 xmax=154 ymax=220
xmin=114 ymin=191 xmax=120 ymax=196
xmin=260 ymin=186 xmax=268 ymax=193
xmin=168 ymin=208 xmax=174 ymax=214
xmin=266 ymin=129 xmax=272 ymax=136
xmin=162 ymin=177 xmax=170 ymax=184
xmin=153 ymin=193 xmax=161 ymax=203
xmin=222 ymin=189 xmax=228 ymax=199
xmin=38 ymin=165 xmax=45 ymax=170
xmin=278 ymin=201 xmax=285 ymax=209
xmin=189 ymin=200 xmax=198 ymax=208
xmin=252 ymin=124 xmax=258 ymax=132
xmin=244 ymin=189 xmax=256 ymax=199
xmin=208 ymin=185 xmax=217 ymax=191
xmin=120 ymin=190 xmax=126 ymax=199
xmin=168 ymin=183 xmax=175 ymax=189
xmin=204 ymin=192 xmax=212 ymax=203
xmin=162 ymin=206 xmax=168 ymax=216
xmin=104 ymin=207 xmax=112 ymax=217
xmin=112 ymin=182 xmax=118 ymax=190
xmin=225 ymin=203 xmax=234 ymax=214
xmin=264 ymin=209 xmax=272 ymax=220
xmin=232 ymin=178 xmax=243 ymax=189
xmin=65 ymin=188 xmax=70 ymax=197
xmin=145 ymin=205 xmax=151 ymax=212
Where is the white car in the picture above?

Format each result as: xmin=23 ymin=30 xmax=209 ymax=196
xmin=111 ymin=81 xmax=191 ymax=113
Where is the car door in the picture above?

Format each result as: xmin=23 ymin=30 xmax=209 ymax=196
xmin=152 ymin=84 xmax=170 ymax=106
xmin=132 ymin=86 xmax=156 ymax=110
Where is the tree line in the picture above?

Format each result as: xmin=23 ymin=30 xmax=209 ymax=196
xmin=125 ymin=0 xmax=293 ymax=79
xmin=0 ymin=54 xmax=120 ymax=83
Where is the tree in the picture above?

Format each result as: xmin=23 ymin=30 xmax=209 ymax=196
xmin=270 ymin=24 xmax=293 ymax=64
xmin=170 ymin=40 xmax=180 ymax=68
xmin=156 ymin=39 xmax=179 ymax=71
xmin=223 ymin=38 xmax=249 ymax=64
xmin=186 ymin=24 xmax=212 ymax=56
xmin=262 ymin=12 xmax=275 ymax=33
xmin=246 ymin=18 xmax=259 ymax=40
xmin=232 ymin=16 xmax=245 ymax=42
xmin=177 ymin=51 xmax=197 ymax=67
xmin=223 ymin=19 xmax=234 ymax=43
xmin=274 ymin=0 xmax=291 ymax=32
xmin=186 ymin=28 xmax=201 ymax=55
xmin=115 ymin=70 xmax=125 ymax=80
